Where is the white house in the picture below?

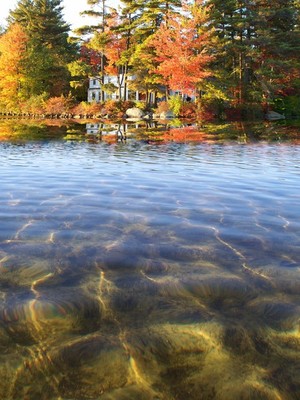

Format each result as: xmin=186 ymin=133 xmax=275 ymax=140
xmin=88 ymin=75 xmax=196 ymax=104
xmin=87 ymin=75 xmax=139 ymax=102
xmin=86 ymin=123 xmax=101 ymax=134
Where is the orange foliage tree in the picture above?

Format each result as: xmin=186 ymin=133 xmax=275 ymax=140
xmin=148 ymin=1 xmax=213 ymax=97
xmin=101 ymin=10 xmax=133 ymax=100
xmin=89 ymin=8 xmax=140 ymax=101
xmin=0 ymin=23 xmax=28 ymax=111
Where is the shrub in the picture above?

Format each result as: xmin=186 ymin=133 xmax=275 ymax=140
xmin=134 ymin=100 xmax=146 ymax=110
xmin=274 ymin=96 xmax=300 ymax=118
xmin=155 ymin=101 xmax=170 ymax=114
xmin=44 ymin=95 xmax=74 ymax=115
xmin=179 ymin=102 xmax=197 ymax=118
xmin=21 ymin=93 xmax=49 ymax=114
xmin=102 ymin=100 xmax=135 ymax=117
xmin=118 ymin=100 xmax=135 ymax=111
xmin=71 ymin=101 xmax=103 ymax=117
xmin=168 ymin=95 xmax=183 ymax=117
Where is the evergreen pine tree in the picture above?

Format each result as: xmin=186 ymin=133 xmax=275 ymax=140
xmin=253 ymin=0 xmax=300 ymax=105
xmin=207 ymin=0 xmax=300 ymax=115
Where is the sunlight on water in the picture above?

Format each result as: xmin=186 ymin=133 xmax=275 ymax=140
xmin=0 ymin=130 xmax=300 ymax=399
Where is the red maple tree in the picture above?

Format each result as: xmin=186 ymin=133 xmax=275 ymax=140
xmin=149 ymin=2 xmax=213 ymax=96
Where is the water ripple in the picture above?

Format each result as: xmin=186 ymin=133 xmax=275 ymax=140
xmin=0 ymin=139 xmax=300 ymax=398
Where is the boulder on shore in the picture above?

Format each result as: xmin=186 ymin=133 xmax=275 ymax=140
xmin=265 ymin=111 xmax=285 ymax=121
xmin=160 ymin=110 xmax=175 ymax=119
xmin=125 ymin=107 xmax=145 ymax=119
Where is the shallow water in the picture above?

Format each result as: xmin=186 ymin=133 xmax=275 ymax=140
xmin=0 ymin=123 xmax=300 ymax=399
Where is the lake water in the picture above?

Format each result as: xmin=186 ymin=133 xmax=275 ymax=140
xmin=0 ymin=121 xmax=300 ymax=399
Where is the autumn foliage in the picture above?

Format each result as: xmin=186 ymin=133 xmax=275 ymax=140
xmin=149 ymin=9 xmax=212 ymax=95
xmin=0 ymin=24 xmax=28 ymax=111
xmin=0 ymin=0 xmax=299 ymax=119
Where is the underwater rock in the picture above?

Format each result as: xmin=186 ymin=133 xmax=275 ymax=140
xmin=183 ymin=274 xmax=256 ymax=310
xmin=1 ymin=287 xmax=104 ymax=345
xmin=223 ymin=325 xmax=255 ymax=355
xmin=160 ymin=111 xmax=175 ymax=119
xmin=246 ymin=298 xmax=298 ymax=330
xmin=53 ymin=334 xmax=130 ymax=399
